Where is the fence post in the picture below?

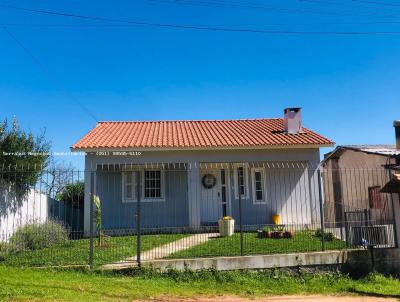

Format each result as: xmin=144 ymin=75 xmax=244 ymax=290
xmin=238 ymin=168 xmax=244 ymax=256
xmin=317 ymin=168 xmax=325 ymax=251
xmin=136 ymin=170 xmax=141 ymax=267
xmin=89 ymin=171 xmax=94 ymax=269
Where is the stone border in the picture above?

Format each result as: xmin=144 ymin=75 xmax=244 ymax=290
xmin=140 ymin=250 xmax=350 ymax=271
xmin=101 ymin=248 xmax=400 ymax=274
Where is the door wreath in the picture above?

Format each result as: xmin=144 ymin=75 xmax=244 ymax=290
xmin=202 ymin=174 xmax=216 ymax=189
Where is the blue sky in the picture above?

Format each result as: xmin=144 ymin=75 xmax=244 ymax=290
xmin=1 ymin=0 xmax=399 ymax=169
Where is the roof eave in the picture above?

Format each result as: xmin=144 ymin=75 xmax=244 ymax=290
xmin=71 ymin=143 xmax=334 ymax=152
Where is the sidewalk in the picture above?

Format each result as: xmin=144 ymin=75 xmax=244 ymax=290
xmin=102 ymin=233 xmax=218 ymax=270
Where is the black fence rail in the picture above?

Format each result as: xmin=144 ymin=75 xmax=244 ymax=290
xmin=0 ymin=163 xmax=397 ymax=268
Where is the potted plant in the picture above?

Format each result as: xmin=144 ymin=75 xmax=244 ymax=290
xmin=270 ymin=225 xmax=287 ymax=239
xmin=283 ymin=231 xmax=294 ymax=239
xmin=271 ymin=231 xmax=283 ymax=239
xmin=262 ymin=226 xmax=272 ymax=238
xmin=218 ymin=216 xmax=235 ymax=237
xmin=272 ymin=214 xmax=281 ymax=225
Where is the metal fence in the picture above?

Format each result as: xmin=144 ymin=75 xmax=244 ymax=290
xmin=0 ymin=163 xmax=397 ymax=268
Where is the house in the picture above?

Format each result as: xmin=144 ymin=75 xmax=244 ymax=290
xmin=71 ymin=108 xmax=334 ymax=235
xmin=322 ymin=145 xmax=400 ymax=229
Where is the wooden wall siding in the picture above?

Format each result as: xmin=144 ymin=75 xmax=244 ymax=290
xmin=96 ymin=169 xmax=189 ymax=230
xmin=323 ymin=149 xmax=395 ymax=227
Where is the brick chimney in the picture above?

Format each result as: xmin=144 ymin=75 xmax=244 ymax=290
xmin=394 ymin=120 xmax=400 ymax=150
xmin=284 ymin=108 xmax=302 ymax=134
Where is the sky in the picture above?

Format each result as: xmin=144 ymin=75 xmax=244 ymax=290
xmin=0 ymin=0 xmax=399 ymax=169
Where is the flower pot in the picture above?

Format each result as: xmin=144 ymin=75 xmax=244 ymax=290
xmin=272 ymin=214 xmax=281 ymax=225
xmin=263 ymin=231 xmax=272 ymax=238
xmin=283 ymin=231 xmax=294 ymax=239
xmin=271 ymin=231 xmax=283 ymax=239
xmin=218 ymin=218 xmax=235 ymax=237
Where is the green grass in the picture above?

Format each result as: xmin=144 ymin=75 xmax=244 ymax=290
xmin=0 ymin=266 xmax=399 ymax=301
xmin=1 ymin=234 xmax=186 ymax=267
xmin=170 ymin=231 xmax=347 ymax=258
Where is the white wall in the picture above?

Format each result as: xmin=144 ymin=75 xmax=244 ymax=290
xmin=0 ymin=185 xmax=49 ymax=242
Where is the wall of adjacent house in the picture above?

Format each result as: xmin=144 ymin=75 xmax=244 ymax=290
xmin=83 ymin=148 xmax=321 ymax=233
xmin=323 ymin=149 xmax=395 ymax=227
xmin=0 ymin=185 xmax=49 ymax=242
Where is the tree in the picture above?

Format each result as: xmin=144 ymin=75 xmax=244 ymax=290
xmin=43 ymin=159 xmax=75 ymax=198
xmin=0 ymin=117 xmax=50 ymax=197
xmin=56 ymin=181 xmax=84 ymax=208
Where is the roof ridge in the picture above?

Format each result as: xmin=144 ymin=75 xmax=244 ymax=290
xmin=344 ymin=144 xmax=396 ymax=148
xmin=98 ymin=118 xmax=283 ymax=123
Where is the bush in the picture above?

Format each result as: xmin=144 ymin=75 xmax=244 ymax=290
xmin=0 ymin=242 xmax=13 ymax=261
xmin=315 ymin=229 xmax=335 ymax=241
xmin=9 ymin=221 xmax=69 ymax=252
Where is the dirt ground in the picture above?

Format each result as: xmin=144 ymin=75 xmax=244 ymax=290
xmin=148 ymin=295 xmax=399 ymax=302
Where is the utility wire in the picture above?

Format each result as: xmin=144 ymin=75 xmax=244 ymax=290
xmin=2 ymin=26 xmax=99 ymax=122
xmin=352 ymin=0 xmax=400 ymax=8
xmin=149 ymin=0 xmax=399 ymax=18
xmin=3 ymin=19 xmax=400 ymax=27
xmin=1 ymin=3 xmax=400 ymax=35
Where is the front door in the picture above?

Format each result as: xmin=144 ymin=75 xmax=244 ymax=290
xmin=200 ymin=169 xmax=228 ymax=224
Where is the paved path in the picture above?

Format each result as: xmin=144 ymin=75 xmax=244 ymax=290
xmin=102 ymin=233 xmax=218 ymax=270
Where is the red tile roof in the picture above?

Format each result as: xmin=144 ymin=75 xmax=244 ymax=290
xmin=72 ymin=119 xmax=334 ymax=150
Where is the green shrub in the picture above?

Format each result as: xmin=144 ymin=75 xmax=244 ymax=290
xmin=0 ymin=242 xmax=12 ymax=261
xmin=314 ymin=229 xmax=335 ymax=241
xmin=9 ymin=221 xmax=69 ymax=252
xmin=262 ymin=226 xmax=272 ymax=232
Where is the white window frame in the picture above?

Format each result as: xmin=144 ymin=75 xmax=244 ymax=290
xmin=251 ymin=167 xmax=267 ymax=205
xmin=122 ymin=171 xmax=137 ymax=203
xmin=233 ymin=164 xmax=249 ymax=199
xmin=141 ymin=169 xmax=166 ymax=202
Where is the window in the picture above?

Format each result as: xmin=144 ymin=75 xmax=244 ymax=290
xmin=142 ymin=169 xmax=165 ymax=201
xmin=122 ymin=171 xmax=136 ymax=202
xmin=252 ymin=168 xmax=266 ymax=204
xmin=234 ymin=164 xmax=249 ymax=199
xmin=368 ymin=186 xmax=384 ymax=209
xmin=221 ymin=169 xmax=227 ymax=216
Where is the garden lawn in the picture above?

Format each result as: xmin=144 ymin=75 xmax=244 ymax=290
xmin=2 ymin=234 xmax=187 ymax=267
xmin=1 ymin=266 xmax=400 ymax=301
xmin=169 ymin=231 xmax=346 ymax=258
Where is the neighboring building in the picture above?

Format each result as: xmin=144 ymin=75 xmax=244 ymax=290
xmin=72 ymin=108 xmax=334 ymax=234
xmin=322 ymin=145 xmax=400 ymax=228
xmin=0 ymin=185 xmax=49 ymax=242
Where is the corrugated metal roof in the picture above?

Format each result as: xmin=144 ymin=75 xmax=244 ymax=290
xmin=343 ymin=145 xmax=400 ymax=156
xmin=72 ymin=118 xmax=334 ymax=150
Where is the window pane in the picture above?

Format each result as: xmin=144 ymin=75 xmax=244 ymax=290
xmin=125 ymin=184 xmax=132 ymax=199
xmin=124 ymin=172 xmax=135 ymax=200
xmin=237 ymin=167 xmax=246 ymax=197
xmin=144 ymin=170 xmax=162 ymax=199
xmin=254 ymin=170 xmax=264 ymax=202
xmin=126 ymin=172 xmax=132 ymax=184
